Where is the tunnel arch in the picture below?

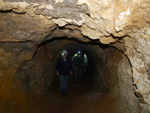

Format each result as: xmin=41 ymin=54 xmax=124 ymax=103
xmin=12 ymin=36 xmax=120 ymax=95
xmin=0 ymin=29 xmax=142 ymax=113
xmin=37 ymin=37 xmax=111 ymax=93
xmin=55 ymin=41 xmax=107 ymax=90
xmin=3 ymin=34 xmax=139 ymax=113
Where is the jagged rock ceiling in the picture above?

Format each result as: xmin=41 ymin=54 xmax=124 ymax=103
xmin=0 ymin=0 xmax=150 ymax=44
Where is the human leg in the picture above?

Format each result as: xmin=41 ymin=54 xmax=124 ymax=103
xmin=73 ymin=70 xmax=77 ymax=86
xmin=60 ymin=75 xmax=66 ymax=95
xmin=78 ymin=68 xmax=83 ymax=84
xmin=64 ymin=75 xmax=69 ymax=91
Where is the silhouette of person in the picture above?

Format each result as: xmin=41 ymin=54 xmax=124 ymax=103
xmin=56 ymin=50 xmax=72 ymax=95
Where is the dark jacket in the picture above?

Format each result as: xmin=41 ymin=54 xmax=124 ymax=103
xmin=56 ymin=57 xmax=72 ymax=76
xmin=73 ymin=56 xmax=84 ymax=68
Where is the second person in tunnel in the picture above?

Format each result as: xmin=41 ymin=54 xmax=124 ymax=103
xmin=72 ymin=51 xmax=85 ymax=87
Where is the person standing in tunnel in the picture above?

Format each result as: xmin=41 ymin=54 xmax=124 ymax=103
xmin=72 ymin=51 xmax=85 ymax=86
xmin=56 ymin=50 xmax=72 ymax=96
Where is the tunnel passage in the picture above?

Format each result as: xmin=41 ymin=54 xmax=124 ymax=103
xmin=6 ymin=37 xmax=124 ymax=113
xmin=54 ymin=41 xmax=110 ymax=93
xmin=0 ymin=37 xmax=142 ymax=113
xmin=13 ymin=37 xmax=118 ymax=95
xmin=0 ymin=28 xmax=144 ymax=113
xmin=0 ymin=37 xmax=145 ymax=113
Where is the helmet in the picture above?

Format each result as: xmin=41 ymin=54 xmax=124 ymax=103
xmin=77 ymin=51 xmax=82 ymax=55
xmin=62 ymin=50 xmax=67 ymax=56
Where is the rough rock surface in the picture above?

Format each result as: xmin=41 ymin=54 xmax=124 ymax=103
xmin=118 ymin=55 xmax=140 ymax=113
xmin=0 ymin=0 xmax=150 ymax=43
xmin=124 ymin=29 xmax=150 ymax=112
xmin=104 ymin=47 xmax=123 ymax=92
xmin=0 ymin=42 xmax=36 ymax=111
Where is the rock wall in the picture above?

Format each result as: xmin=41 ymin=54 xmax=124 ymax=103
xmin=91 ymin=46 xmax=123 ymax=93
xmin=124 ymin=29 xmax=150 ymax=112
xmin=13 ymin=45 xmax=56 ymax=95
xmin=118 ymin=55 xmax=140 ymax=113
xmin=104 ymin=47 xmax=123 ymax=92
xmin=0 ymin=42 xmax=36 ymax=112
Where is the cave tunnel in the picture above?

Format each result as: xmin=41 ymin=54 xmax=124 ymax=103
xmin=2 ymin=37 xmax=123 ymax=113
xmin=0 ymin=29 xmax=148 ymax=113
xmin=45 ymin=38 xmax=112 ymax=93
xmin=28 ymin=37 xmax=114 ymax=93
xmin=1 ymin=0 xmax=150 ymax=113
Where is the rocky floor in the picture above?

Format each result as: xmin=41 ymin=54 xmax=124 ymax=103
xmin=4 ymin=76 xmax=118 ymax=113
